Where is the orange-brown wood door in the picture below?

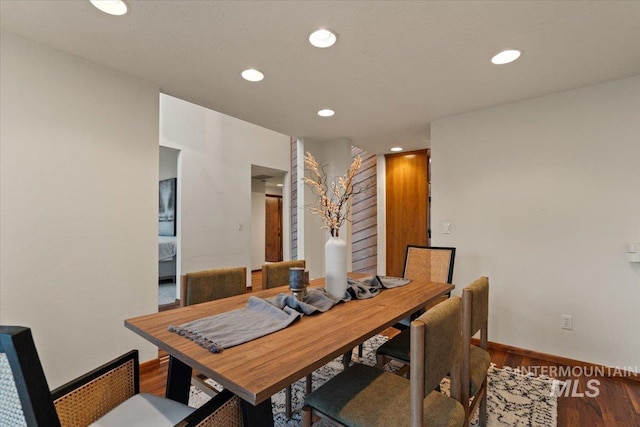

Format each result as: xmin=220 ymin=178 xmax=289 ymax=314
xmin=265 ymin=195 xmax=283 ymax=262
xmin=385 ymin=150 xmax=429 ymax=277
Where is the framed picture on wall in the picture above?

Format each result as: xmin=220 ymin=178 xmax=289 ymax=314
xmin=159 ymin=178 xmax=176 ymax=236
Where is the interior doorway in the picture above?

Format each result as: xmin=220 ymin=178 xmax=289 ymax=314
xmin=251 ymin=165 xmax=287 ymax=271
xmin=159 ymin=146 xmax=180 ymax=307
xmin=265 ymin=195 xmax=283 ymax=262
xmin=384 ymin=149 xmax=430 ymax=277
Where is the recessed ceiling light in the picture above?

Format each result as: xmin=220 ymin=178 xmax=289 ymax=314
xmin=241 ymin=69 xmax=264 ymax=82
xmin=90 ymin=0 xmax=128 ymax=16
xmin=276 ymin=183 xmax=284 ymax=187
xmin=491 ymin=49 xmax=521 ymax=65
xmin=317 ymin=109 xmax=335 ymax=117
xmin=390 ymin=147 xmax=404 ymax=152
xmin=309 ymin=29 xmax=337 ymax=48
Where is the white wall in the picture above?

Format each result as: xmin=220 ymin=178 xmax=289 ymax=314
xmin=431 ymin=76 xmax=640 ymax=368
xmin=159 ymin=95 xmax=291 ymax=285
xmin=0 ymin=32 xmax=160 ymax=387
xmin=160 ymin=146 xmax=179 ymax=180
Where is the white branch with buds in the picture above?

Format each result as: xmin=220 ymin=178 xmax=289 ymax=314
xmin=302 ymin=151 xmax=363 ymax=237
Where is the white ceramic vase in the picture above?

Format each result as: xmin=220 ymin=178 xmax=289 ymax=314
xmin=325 ymin=234 xmax=347 ymax=299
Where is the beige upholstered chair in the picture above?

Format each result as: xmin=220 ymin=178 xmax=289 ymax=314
xmin=180 ymin=266 xmax=246 ymax=306
xmin=261 ymin=260 xmax=306 ymax=289
xmin=376 ymin=246 xmax=456 ymax=367
xmin=180 ymin=267 xmax=246 ymax=397
xmin=462 ymin=277 xmax=490 ymax=426
xmin=302 ymin=296 xmax=465 ymax=427
xmin=376 ymin=277 xmax=491 ymax=427
xmin=0 ymin=325 xmax=243 ymax=427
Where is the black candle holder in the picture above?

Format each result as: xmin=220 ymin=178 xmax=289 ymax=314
xmin=289 ymin=267 xmax=308 ymax=300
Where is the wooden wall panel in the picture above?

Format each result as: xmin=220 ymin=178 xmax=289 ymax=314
xmin=385 ymin=150 xmax=429 ymax=277
xmin=351 ymin=147 xmax=377 ymax=274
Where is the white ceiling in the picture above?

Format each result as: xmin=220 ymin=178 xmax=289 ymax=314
xmin=1 ymin=0 xmax=639 ymax=154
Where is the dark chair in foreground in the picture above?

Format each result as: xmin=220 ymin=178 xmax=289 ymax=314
xmin=376 ymin=245 xmax=456 ymax=368
xmin=0 ymin=325 xmax=242 ymax=427
xmin=261 ymin=259 xmax=307 ymax=419
xmin=302 ymin=296 xmax=465 ymax=427
xmin=261 ymin=259 xmax=306 ymax=289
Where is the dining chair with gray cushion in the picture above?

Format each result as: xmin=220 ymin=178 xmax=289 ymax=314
xmin=0 ymin=325 xmax=243 ymax=427
xmin=180 ymin=266 xmax=246 ymax=306
xmin=461 ymin=276 xmax=490 ymax=426
xmin=376 ymin=245 xmax=456 ymax=368
xmin=302 ymin=296 xmax=465 ymax=427
xmin=261 ymin=260 xmax=306 ymax=289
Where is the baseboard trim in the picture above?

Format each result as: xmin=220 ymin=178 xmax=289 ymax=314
xmin=140 ymin=338 xmax=638 ymax=382
xmin=477 ymin=339 xmax=639 ymax=382
xmin=139 ymin=357 xmax=161 ymax=376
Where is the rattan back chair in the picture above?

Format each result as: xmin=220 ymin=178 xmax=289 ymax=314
xmin=302 ymin=297 xmax=465 ymax=427
xmin=403 ymin=245 xmax=456 ymax=283
xmin=0 ymin=325 xmax=243 ymax=427
xmin=180 ymin=266 xmax=246 ymax=306
xmin=261 ymin=260 xmax=306 ymax=289
xmin=402 ymin=245 xmax=456 ymax=320
xmin=376 ymin=246 xmax=456 ymax=368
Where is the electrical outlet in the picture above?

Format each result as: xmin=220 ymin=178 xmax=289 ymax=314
xmin=561 ymin=314 xmax=573 ymax=330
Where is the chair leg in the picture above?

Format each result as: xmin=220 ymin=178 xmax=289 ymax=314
xmin=376 ymin=354 xmax=386 ymax=369
xmin=285 ymin=386 xmax=292 ymax=419
xmin=342 ymin=349 xmax=352 ymax=369
xmin=285 ymin=374 xmax=313 ymax=419
xmin=358 ymin=343 xmax=363 ymax=359
xmin=301 ymin=407 xmax=312 ymax=427
xmin=306 ymin=374 xmax=312 ymax=395
xmin=479 ymin=391 xmax=487 ymax=427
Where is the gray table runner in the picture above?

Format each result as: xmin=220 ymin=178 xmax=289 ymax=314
xmin=344 ymin=275 xmax=412 ymax=300
xmin=169 ymin=276 xmax=411 ymax=353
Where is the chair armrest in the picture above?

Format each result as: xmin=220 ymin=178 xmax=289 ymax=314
xmin=178 ymin=389 xmax=243 ymax=426
xmin=51 ymin=350 xmax=139 ymax=427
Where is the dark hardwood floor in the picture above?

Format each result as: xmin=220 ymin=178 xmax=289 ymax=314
xmin=488 ymin=347 xmax=640 ymax=426
xmin=144 ymin=270 xmax=640 ymax=426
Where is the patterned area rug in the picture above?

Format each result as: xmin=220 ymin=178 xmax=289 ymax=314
xmin=189 ymin=335 xmax=559 ymax=427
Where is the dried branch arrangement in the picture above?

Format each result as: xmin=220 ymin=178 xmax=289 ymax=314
xmin=302 ymin=151 xmax=364 ymax=237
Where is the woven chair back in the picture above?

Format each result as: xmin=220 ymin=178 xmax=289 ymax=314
xmin=403 ymin=246 xmax=456 ymax=283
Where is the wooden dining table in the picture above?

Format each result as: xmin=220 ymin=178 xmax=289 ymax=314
xmin=125 ymin=275 xmax=454 ymax=427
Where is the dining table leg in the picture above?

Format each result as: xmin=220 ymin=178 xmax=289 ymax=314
xmin=165 ymin=355 xmax=192 ymax=404
xmin=240 ymin=398 xmax=275 ymax=427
